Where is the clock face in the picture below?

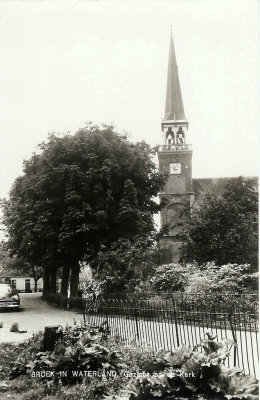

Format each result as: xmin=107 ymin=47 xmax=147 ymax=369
xmin=169 ymin=162 xmax=181 ymax=175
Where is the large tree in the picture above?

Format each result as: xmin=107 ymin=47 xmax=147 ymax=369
xmin=2 ymin=124 xmax=165 ymax=296
xmin=181 ymin=177 xmax=258 ymax=269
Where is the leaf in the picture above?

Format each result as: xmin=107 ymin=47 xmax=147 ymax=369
xmin=0 ymin=382 xmax=9 ymax=389
xmin=146 ymin=374 xmax=169 ymax=387
xmin=43 ymin=359 xmax=54 ymax=367
xmin=164 ymin=346 xmax=193 ymax=367
xmin=25 ymin=361 xmax=36 ymax=369
xmin=151 ymin=389 xmax=163 ymax=396
xmin=65 ymin=346 xmax=73 ymax=356
xmin=93 ymin=344 xmax=110 ymax=354
xmin=79 ymin=359 xmax=90 ymax=367
xmin=117 ymin=363 xmax=128 ymax=369
xmin=225 ymin=372 xmax=259 ymax=399
xmin=102 ymin=362 xmax=111 ymax=369
xmin=83 ymin=347 xmax=99 ymax=355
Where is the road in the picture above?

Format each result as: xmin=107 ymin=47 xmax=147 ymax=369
xmin=0 ymin=293 xmax=84 ymax=344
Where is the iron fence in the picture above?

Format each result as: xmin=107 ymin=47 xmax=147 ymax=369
xmin=83 ymin=294 xmax=258 ymax=377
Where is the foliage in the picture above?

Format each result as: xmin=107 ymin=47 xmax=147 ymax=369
xmin=0 ymin=241 xmax=43 ymax=289
xmin=182 ymin=177 xmax=258 ymax=269
xmin=1 ymin=123 xmax=165 ymax=293
xmin=108 ymin=331 xmax=258 ymax=400
xmin=0 ymin=242 xmax=26 ymax=279
xmin=0 ymin=332 xmax=44 ymax=382
xmin=184 ymin=262 xmax=258 ymax=295
xmin=43 ymin=293 xmax=85 ymax=310
xmin=137 ymin=262 xmax=258 ymax=295
xmin=89 ymin=233 xmax=161 ymax=295
xmin=7 ymin=324 xmax=123 ymax=385
xmin=81 ymin=277 xmax=104 ymax=302
xmin=147 ymin=263 xmax=188 ymax=292
xmin=43 ymin=292 xmax=69 ymax=308
xmin=0 ymin=326 xmax=258 ymax=400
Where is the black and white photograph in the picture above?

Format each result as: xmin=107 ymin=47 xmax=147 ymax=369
xmin=0 ymin=1 xmax=258 ymax=399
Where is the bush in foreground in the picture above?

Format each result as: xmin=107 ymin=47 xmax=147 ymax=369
xmin=0 ymin=325 xmax=258 ymax=400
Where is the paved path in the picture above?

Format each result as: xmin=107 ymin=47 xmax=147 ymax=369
xmin=0 ymin=293 xmax=84 ymax=344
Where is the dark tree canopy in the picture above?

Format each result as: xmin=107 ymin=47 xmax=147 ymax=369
xmin=90 ymin=232 xmax=162 ymax=295
xmin=1 ymin=124 xmax=165 ymax=293
xmin=182 ymin=177 xmax=258 ymax=269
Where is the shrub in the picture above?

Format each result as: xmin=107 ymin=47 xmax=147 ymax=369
xmin=1 ymin=325 xmax=258 ymax=400
xmin=149 ymin=263 xmax=187 ymax=292
xmin=8 ymin=324 xmax=122 ymax=385
xmin=185 ymin=262 xmax=258 ymax=295
xmin=137 ymin=262 xmax=258 ymax=297
xmin=108 ymin=331 xmax=259 ymax=400
xmin=68 ymin=296 xmax=84 ymax=310
xmin=43 ymin=292 xmax=85 ymax=310
xmin=43 ymin=292 xmax=67 ymax=307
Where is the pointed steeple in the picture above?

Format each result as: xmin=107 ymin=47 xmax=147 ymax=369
xmin=164 ymin=29 xmax=186 ymax=121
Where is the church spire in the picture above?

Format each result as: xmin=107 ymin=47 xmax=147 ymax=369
xmin=164 ymin=28 xmax=186 ymax=121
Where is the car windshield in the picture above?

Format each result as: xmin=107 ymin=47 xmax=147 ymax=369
xmin=0 ymin=284 xmax=14 ymax=297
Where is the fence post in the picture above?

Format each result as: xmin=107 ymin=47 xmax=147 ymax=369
xmin=104 ymin=300 xmax=111 ymax=340
xmin=173 ymin=300 xmax=180 ymax=347
xmin=82 ymin=297 xmax=86 ymax=324
xmin=134 ymin=305 xmax=140 ymax=341
xmin=228 ymin=311 xmax=237 ymax=367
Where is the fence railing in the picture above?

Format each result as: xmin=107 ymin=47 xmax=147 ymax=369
xmin=83 ymin=295 xmax=258 ymax=377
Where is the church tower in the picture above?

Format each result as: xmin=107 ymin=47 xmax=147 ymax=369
xmin=158 ymin=29 xmax=193 ymax=263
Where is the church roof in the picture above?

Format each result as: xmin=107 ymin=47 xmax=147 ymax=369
xmin=193 ymin=177 xmax=258 ymax=199
xmin=164 ymin=29 xmax=186 ymax=121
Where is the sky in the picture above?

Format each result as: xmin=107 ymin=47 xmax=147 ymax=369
xmin=0 ymin=0 xmax=258 ymax=204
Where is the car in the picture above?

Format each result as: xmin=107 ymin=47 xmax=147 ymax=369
xmin=0 ymin=284 xmax=20 ymax=309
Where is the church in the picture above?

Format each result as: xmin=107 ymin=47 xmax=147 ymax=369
xmin=157 ymin=30 xmax=257 ymax=264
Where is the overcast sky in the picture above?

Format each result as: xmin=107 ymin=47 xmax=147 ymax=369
xmin=0 ymin=0 xmax=258 ymax=204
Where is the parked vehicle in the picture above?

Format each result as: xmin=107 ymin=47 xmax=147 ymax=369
xmin=0 ymin=284 xmax=20 ymax=309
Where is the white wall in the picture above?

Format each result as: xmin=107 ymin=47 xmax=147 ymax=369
xmin=10 ymin=277 xmax=43 ymax=292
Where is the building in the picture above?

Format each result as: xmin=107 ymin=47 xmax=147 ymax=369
xmin=5 ymin=277 xmax=43 ymax=292
xmin=157 ymin=30 xmax=258 ymax=264
xmin=158 ymin=29 xmax=193 ymax=263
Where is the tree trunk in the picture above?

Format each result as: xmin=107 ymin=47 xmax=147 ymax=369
xmin=49 ymin=269 xmax=57 ymax=294
xmin=70 ymin=263 xmax=80 ymax=297
xmin=61 ymin=264 xmax=70 ymax=297
xmin=43 ymin=326 xmax=62 ymax=351
xmin=34 ymin=278 xmax=38 ymax=293
xmin=43 ymin=269 xmax=50 ymax=292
